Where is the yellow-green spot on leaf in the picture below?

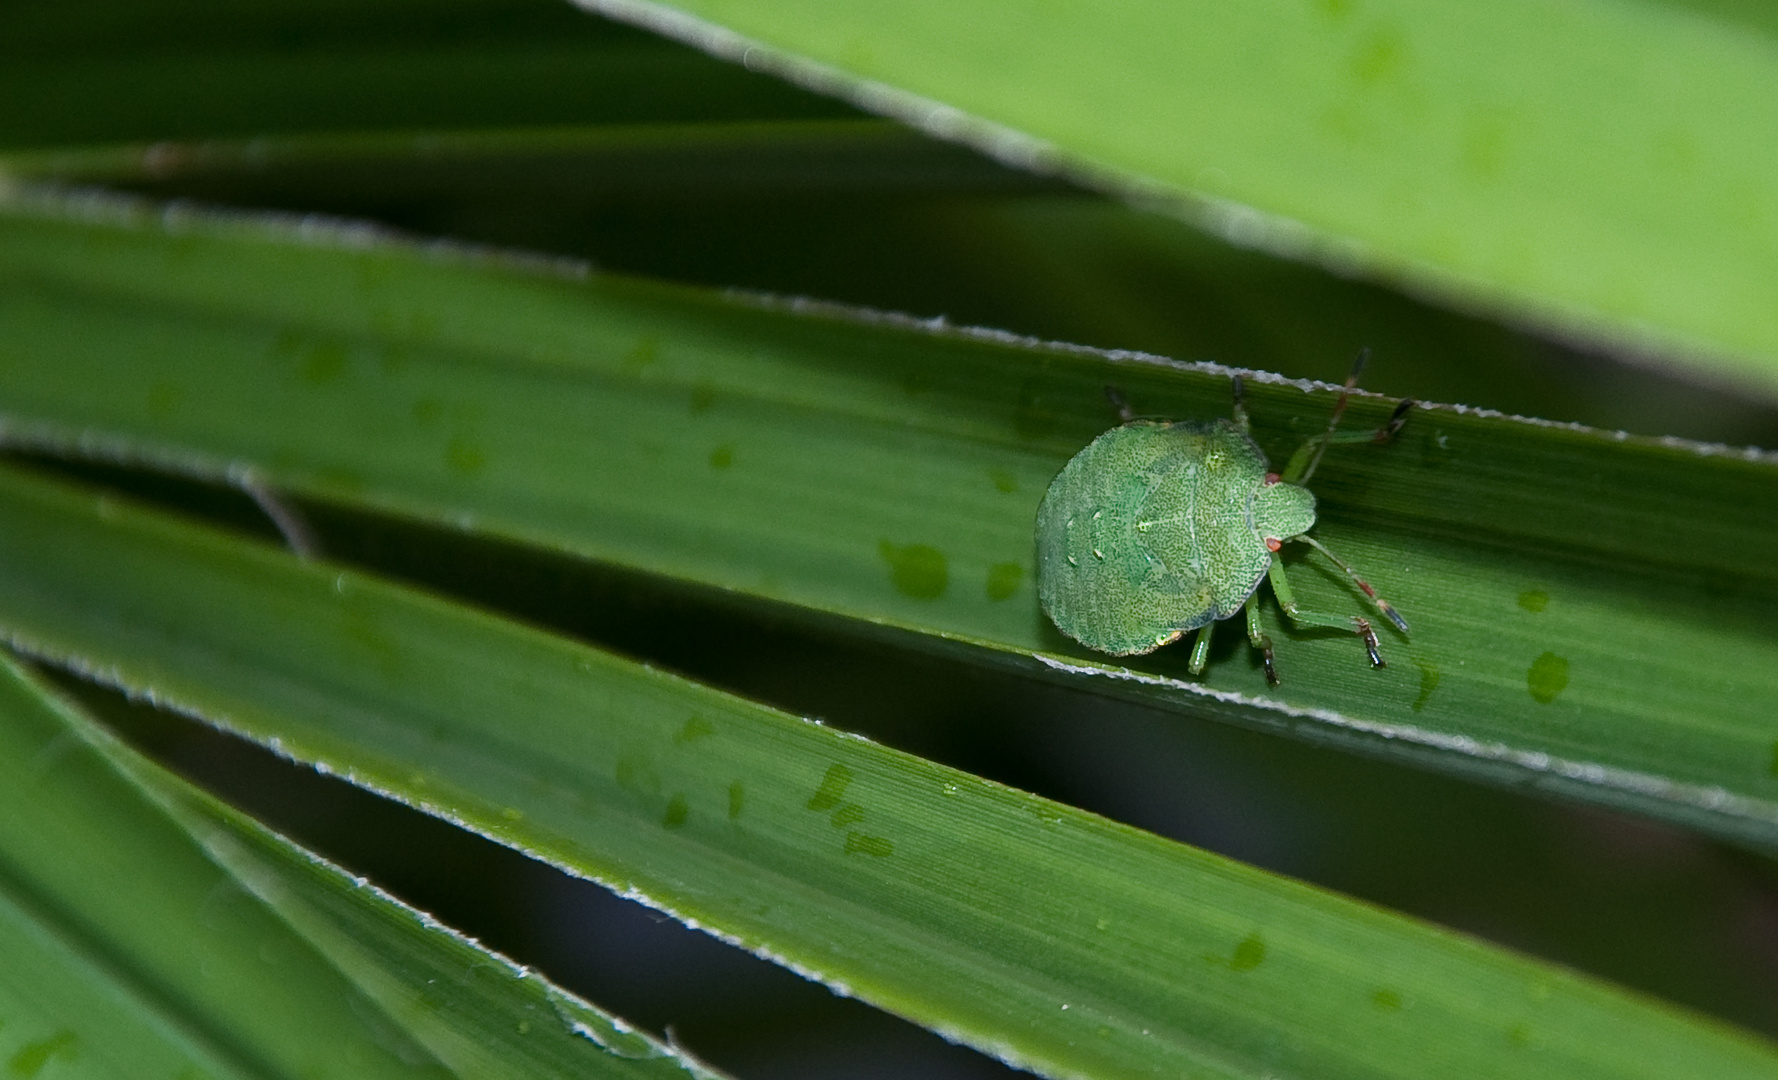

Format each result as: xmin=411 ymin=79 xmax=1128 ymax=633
xmin=988 ymin=468 xmax=1019 ymax=493
xmin=1517 ymin=589 xmax=1549 ymax=612
xmin=145 ymin=382 xmax=183 ymax=417
xmin=1229 ymin=934 xmax=1266 ymax=972
xmin=412 ymin=397 xmax=443 ymax=425
xmin=689 ymin=384 xmax=716 ymax=414
xmin=879 ymin=540 xmax=948 ymax=599
xmin=806 ymin=763 xmax=854 ymax=811
xmin=1372 ymin=988 xmax=1403 ymax=1010
xmin=845 ymin=833 xmax=893 ymax=857
xmin=709 ymin=444 xmax=734 ymax=470
xmin=301 ymin=341 xmax=349 ymax=383
xmin=622 ymin=335 xmax=659 ymax=373
xmin=830 ymin=803 xmax=866 ymax=828
xmin=986 ymin=562 xmax=1024 ymax=602
xmin=1528 ymin=652 xmax=1569 ymax=704
xmin=1411 ymin=658 xmax=1439 ymax=712
xmin=9 ymin=1030 xmax=77 ymax=1078
xmin=313 ymin=465 xmax=367 ymax=494
xmin=728 ymin=781 xmax=745 ymax=819
xmin=839 ymin=35 xmax=876 ymax=71
xmin=446 ymin=435 xmax=486 ymax=476
xmin=663 ymin=793 xmax=689 ymax=829
xmin=1351 ymin=25 xmax=1406 ymax=85
xmin=1206 ymin=933 xmax=1266 ymax=971
xmin=501 ymin=807 xmax=523 ymax=822
xmin=674 ymin=716 xmax=716 ymax=745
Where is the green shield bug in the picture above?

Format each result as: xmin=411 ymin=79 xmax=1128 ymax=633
xmin=1035 ymin=352 xmax=1411 ymax=684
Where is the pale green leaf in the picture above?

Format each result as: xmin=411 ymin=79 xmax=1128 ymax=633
xmin=577 ymin=0 xmax=1778 ymax=395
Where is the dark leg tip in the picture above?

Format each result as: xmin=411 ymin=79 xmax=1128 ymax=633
xmin=1374 ymin=398 xmax=1414 ymax=442
xmin=1356 ymin=618 xmax=1384 ymax=668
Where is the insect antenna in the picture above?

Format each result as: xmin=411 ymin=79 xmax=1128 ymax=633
xmin=1294 ymin=533 xmax=1410 ymax=635
xmin=1297 ymin=347 xmax=1368 ymax=484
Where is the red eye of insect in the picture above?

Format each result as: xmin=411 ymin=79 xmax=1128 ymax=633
xmin=1263 ymin=472 xmax=1281 ymax=486
xmin=1265 ymin=537 xmax=1282 ymax=552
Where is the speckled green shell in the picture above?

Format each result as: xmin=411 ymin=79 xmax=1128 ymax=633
xmin=1035 ymin=419 xmax=1310 ymax=656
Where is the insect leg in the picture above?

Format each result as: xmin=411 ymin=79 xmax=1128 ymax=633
xmin=1293 ymin=535 xmax=1410 ymax=634
xmin=1372 ymin=397 xmax=1414 ymax=444
xmin=1243 ymin=594 xmax=1279 ymax=685
xmin=1231 ymin=375 xmax=1251 ymax=434
xmin=1277 ymin=349 xmax=1413 ymax=484
xmin=1266 ymin=555 xmax=1388 ymax=668
xmin=1303 ymin=397 xmax=1413 ymax=449
xmin=1280 ymin=348 xmax=1366 ymax=484
xmin=1188 ymin=620 xmax=1214 ymax=675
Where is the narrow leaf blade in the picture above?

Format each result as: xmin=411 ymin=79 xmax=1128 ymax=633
xmin=575 ymin=0 xmax=1778 ymax=394
xmin=0 ymin=461 xmax=1770 ymax=1079
xmin=0 ymin=644 xmax=728 ymax=1079
xmin=0 ymin=192 xmax=1774 ymax=844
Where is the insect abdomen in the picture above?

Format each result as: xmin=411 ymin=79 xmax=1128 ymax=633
xmin=1035 ymin=422 xmax=1221 ymax=655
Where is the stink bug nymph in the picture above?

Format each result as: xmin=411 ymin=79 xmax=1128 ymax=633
xmin=1035 ymin=353 xmax=1411 ymax=684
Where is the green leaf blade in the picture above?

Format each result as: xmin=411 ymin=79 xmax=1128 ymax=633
xmin=0 ymin=650 xmax=445 ymax=1078
xmin=0 ymin=648 xmax=729 ymax=1080
xmin=1 ymin=193 xmax=1775 ymax=844
xmin=580 ymin=0 xmax=1778 ymax=394
xmin=0 ymin=458 xmax=1770 ymax=1078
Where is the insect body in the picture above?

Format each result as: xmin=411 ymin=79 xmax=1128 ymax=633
xmin=1035 ymin=356 xmax=1410 ymax=683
